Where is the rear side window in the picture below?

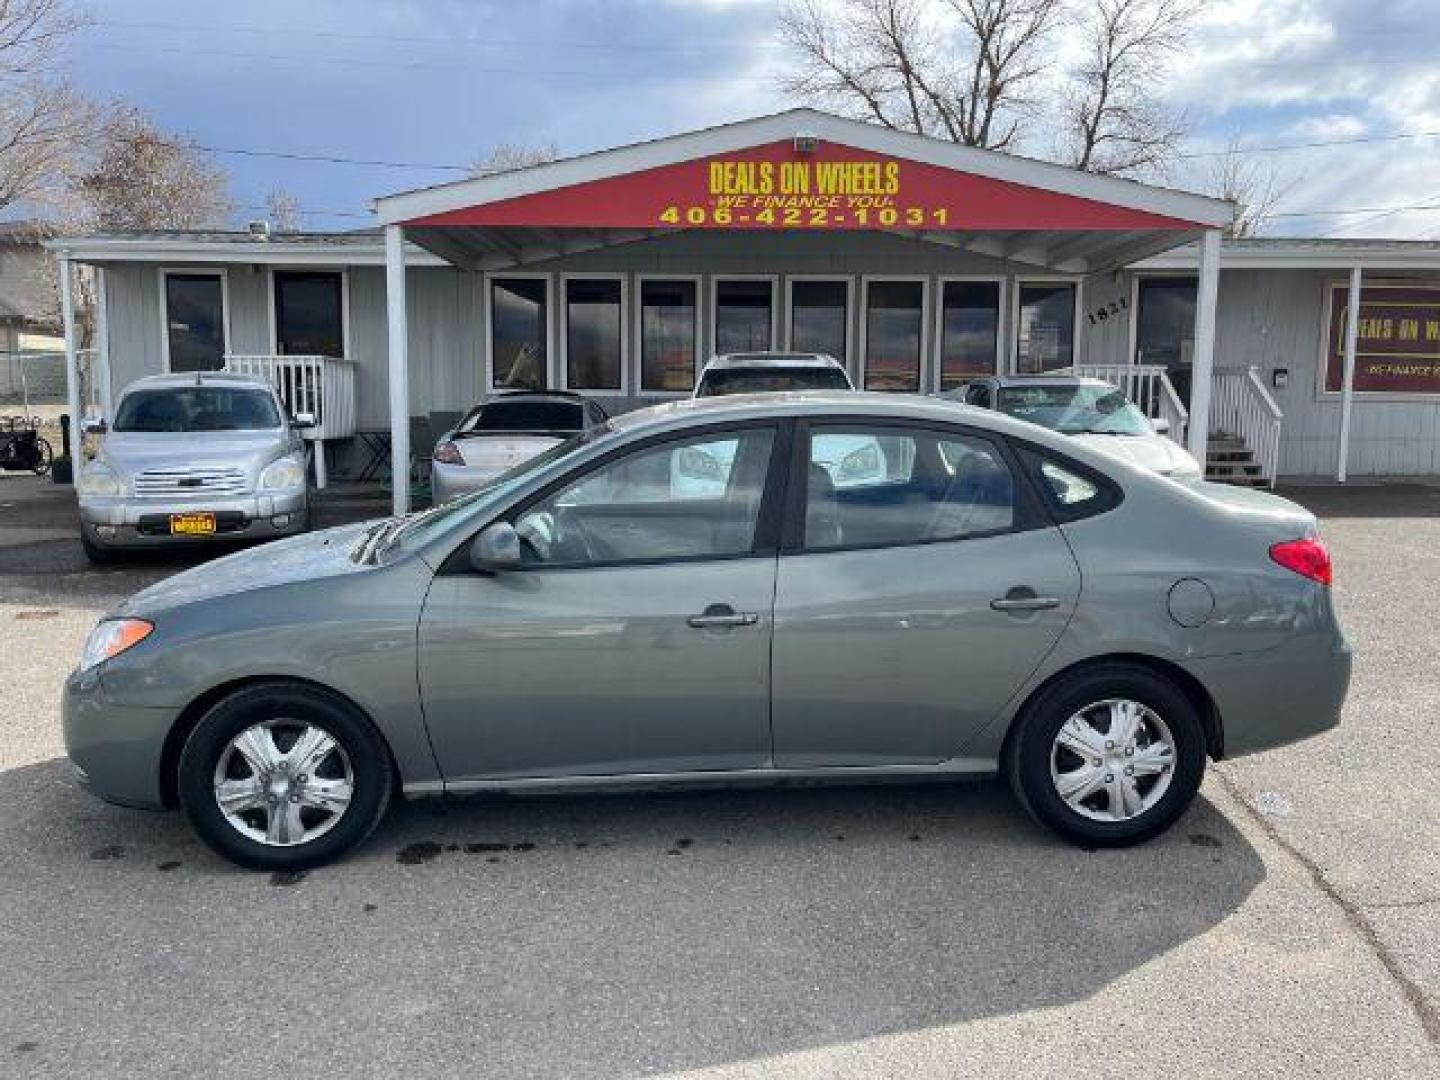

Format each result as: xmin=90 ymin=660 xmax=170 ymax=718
xmin=1017 ymin=445 xmax=1121 ymax=522
xmin=803 ymin=425 xmax=1017 ymax=551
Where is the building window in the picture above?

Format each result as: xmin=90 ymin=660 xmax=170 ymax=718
xmin=640 ymin=279 xmax=698 ymax=392
xmin=1016 ymin=282 xmax=1076 ymax=373
xmin=938 ymin=280 xmax=1001 ymax=388
xmin=1135 ymin=276 xmax=1198 ymax=400
xmin=491 ymin=277 xmax=548 ymax=390
xmin=164 ymin=272 xmax=226 ymax=373
xmin=789 ymin=279 xmax=849 ymax=362
xmin=274 ymin=271 xmax=343 ymax=357
xmin=564 ymin=278 xmax=623 ymax=391
xmin=714 ymin=278 xmax=774 ymax=353
xmin=863 ymin=279 xmax=925 ymax=391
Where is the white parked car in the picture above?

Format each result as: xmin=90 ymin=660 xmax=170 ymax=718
xmin=693 ymin=352 xmax=854 ymax=397
xmin=430 ymin=392 xmax=609 ymax=505
xmin=947 ymin=376 xmax=1202 ymax=480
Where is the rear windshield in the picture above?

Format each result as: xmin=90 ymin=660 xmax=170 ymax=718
xmin=462 ymin=399 xmax=585 ymax=433
xmin=113 ymin=387 xmax=282 ymax=432
xmin=696 ymin=367 xmax=853 ymax=397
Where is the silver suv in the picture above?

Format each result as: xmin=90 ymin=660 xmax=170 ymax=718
xmin=76 ymin=372 xmax=311 ymax=562
xmin=693 ymin=352 xmax=854 ymax=397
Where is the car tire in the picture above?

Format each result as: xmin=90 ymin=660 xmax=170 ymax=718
xmin=80 ymin=530 xmax=117 ymax=565
xmin=177 ymin=682 xmax=393 ymax=870
xmin=1005 ymin=663 xmax=1206 ymax=848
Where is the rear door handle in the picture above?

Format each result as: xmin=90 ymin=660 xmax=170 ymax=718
xmin=990 ymin=590 xmax=1061 ymax=612
xmin=687 ymin=604 xmax=760 ymax=629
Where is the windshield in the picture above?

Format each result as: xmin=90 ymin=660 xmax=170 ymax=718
xmin=387 ymin=424 xmax=612 ymax=555
xmin=996 ymin=384 xmax=1152 ymax=436
xmin=696 ymin=367 xmax=852 ymax=397
xmin=113 ymin=387 xmax=282 ymax=433
xmin=462 ymin=399 xmax=585 ymax=434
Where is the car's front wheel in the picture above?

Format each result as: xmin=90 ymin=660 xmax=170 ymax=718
xmin=1006 ymin=664 xmax=1207 ymax=847
xmin=178 ymin=683 xmax=393 ymax=870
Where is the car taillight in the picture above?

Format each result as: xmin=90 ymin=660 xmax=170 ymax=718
xmin=1269 ymin=537 xmax=1332 ymax=586
xmin=433 ymin=441 xmax=464 ymax=466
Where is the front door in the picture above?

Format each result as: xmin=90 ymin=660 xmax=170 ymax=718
xmin=418 ymin=425 xmax=783 ymax=781
xmin=771 ymin=423 xmax=1080 ymax=766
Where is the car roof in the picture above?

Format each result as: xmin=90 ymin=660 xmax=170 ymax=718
xmin=478 ymin=390 xmax=587 ymax=406
xmin=607 ymin=390 xmax=1090 ymax=452
xmin=702 ymin=352 xmax=845 ymax=371
xmin=123 ymin=372 xmax=275 ymax=392
xmin=982 ymin=375 xmax=1117 ymax=389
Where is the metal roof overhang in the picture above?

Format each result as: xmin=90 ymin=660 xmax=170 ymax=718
xmin=378 ymin=109 xmax=1231 ymax=276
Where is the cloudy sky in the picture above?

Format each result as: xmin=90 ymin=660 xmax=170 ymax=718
xmin=62 ymin=0 xmax=1440 ymax=237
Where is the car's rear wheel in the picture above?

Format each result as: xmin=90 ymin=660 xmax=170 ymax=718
xmin=1006 ymin=664 xmax=1206 ymax=847
xmin=177 ymin=683 xmax=393 ymax=870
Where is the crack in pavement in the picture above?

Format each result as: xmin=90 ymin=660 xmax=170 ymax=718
xmin=1214 ymin=766 xmax=1440 ymax=1044
xmin=1361 ymin=895 xmax=1440 ymax=912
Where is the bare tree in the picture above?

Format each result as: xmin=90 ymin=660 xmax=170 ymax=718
xmin=1205 ymin=139 xmax=1292 ymax=238
xmin=470 ymin=141 xmax=559 ymax=176
xmin=778 ymin=0 xmax=1061 ymax=150
xmin=1062 ymin=0 xmax=1198 ymax=176
xmin=72 ymin=107 xmax=232 ymax=231
xmin=264 ymin=188 xmax=303 ymax=232
xmin=0 ymin=0 xmax=98 ymax=214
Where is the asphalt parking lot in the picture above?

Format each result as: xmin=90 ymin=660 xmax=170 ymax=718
xmin=1 ymin=473 xmax=1436 ymax=1078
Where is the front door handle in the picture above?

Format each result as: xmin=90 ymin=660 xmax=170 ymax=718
xmin=686 ymin=604 xmax=760 ymax=629
xmin=990 ymin=588 xmax=1061 ymax=612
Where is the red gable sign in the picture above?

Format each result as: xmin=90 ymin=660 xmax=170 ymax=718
xmin=408 ymin=140 xmax=1199 ymax=232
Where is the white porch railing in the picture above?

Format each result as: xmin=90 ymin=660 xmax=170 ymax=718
xmin=1210 ymin=366 xmax=1283 ymax=487
xmin=224 ymin=355 xmax=357 ymax=488
xmin=1060 ymin=363 xmax=1190 ymax=444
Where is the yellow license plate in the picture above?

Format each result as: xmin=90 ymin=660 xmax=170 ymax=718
xmin=170 ymin=512 xmax=216 ymax=536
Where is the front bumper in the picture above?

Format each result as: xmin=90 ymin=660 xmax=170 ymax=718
xmin=62 ymin=668 xmax=178 ymax=809
xmin=1183 ymin=631 xmax=1352 ymax=758
xmin=79 ymin=490 xmax=308 ymax=548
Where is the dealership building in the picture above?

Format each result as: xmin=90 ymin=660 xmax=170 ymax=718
xmin=49 ymin=109 xmax=1440 ymax=510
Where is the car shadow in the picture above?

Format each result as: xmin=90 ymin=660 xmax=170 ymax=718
xmin=1 ymin=758 xmax=1264 ymax=1077
xmin=1279 ymin=482 xmax=1440 ymax=519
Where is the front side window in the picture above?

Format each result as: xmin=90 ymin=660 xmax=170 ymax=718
xmin=113 ymin=387 xmax=281 ymax=432
xmin=164 ymin=273 xmax=226 ymax=373
xmin=939 ymin=280 xmax=1000 ymax=388
xmin=564 ymin=278 xmax=622 ymax=391
xmin=515 ymin=428 xmax=776 ymax=565
xmin=789 ymin=280 xmax=848 ymax=361
xmin=805 ymin=426 xmax=1015 ymax=550
xmin=1016 ymin=283 xmax=1076 ymax=374
xmin=640 ymin=279 xmax=698 ymax=392
xmin=714 ymin=279 xmax=774 ymax=353
xmin=274 ymin=271 xmax=343 ymax=357
xmin=491 ymin=278 xmax=548 ymax=390
xmin=863 ymin=280 xmax=925 ymax=392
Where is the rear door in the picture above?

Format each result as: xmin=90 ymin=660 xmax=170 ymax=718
xmin=770 ymin=421 xmax=1080 ymax=766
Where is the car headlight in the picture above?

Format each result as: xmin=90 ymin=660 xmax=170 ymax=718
xmin=79 ymin=618 xmax=153 ymax=672
xmin=259 ymin=455 xmax=307 ymax=491
xmin=77 ymin=462 xmax=124 ymax=498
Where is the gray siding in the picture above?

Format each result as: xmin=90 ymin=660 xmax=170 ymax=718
xmin=94 ymin=238 xmax=1440 ymax=478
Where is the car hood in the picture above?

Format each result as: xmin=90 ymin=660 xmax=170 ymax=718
xmin=99 ymin=430 xmax=290 ymax=475
xmin=1069 ymin=432 xmax=1201 ymax=477
xmin=116 ymin=520 xmax=378 ymax=617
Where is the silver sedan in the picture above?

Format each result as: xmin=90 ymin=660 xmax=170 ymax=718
xmin=63 ymin=392 xmax=1350 ymax=869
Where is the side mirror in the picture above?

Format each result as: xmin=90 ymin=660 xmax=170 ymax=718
xmin=1152 ymin=417 xmax=1171 ymax=435
xmin=468 ymin=521 xmax=521 ymax=572
xmin=81 ymin=416 xmax=107 ymax=436
xmin=291 ymin=412 xmax=316 ymax=430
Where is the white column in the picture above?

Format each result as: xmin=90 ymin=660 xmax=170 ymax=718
xmin=1186 ymin=228 xmax=1222 ymax=461
xmin=59 ymin=254 xmax=82 ymax=464
xmin=1337 ymin=265 xmax=1362 ymax=482
xmin=95 ymin=266 xmax=113 ymax=416
xmin=385 ymin=225 xmax=411 ymax=516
